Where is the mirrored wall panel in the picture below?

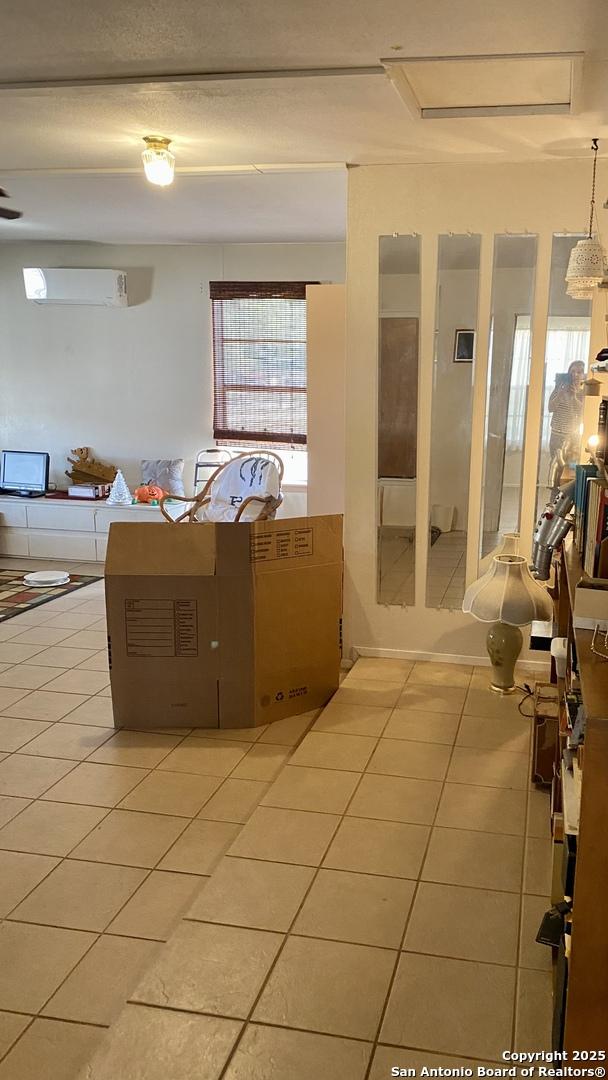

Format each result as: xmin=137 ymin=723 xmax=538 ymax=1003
xmin=377 ymin=235 xmax=421 ymax=605
xmin=535 ymin=235 xmax=591 ymax=519
xmin=480 ymin=234 xmax=538 ymax=559
xmin=426 ymin=234 xmax=480 ymax=609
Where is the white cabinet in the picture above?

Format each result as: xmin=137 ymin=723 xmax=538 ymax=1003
xmin=0 ymin=490 xmax=309 ymax=563
xmin=0 ymin=496 xmax=164 ymax=562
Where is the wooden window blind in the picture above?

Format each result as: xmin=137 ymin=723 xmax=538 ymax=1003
xmin=210 ymin=281 xmax=314 ymax=447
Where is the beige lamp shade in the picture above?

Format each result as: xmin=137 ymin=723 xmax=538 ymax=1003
xmin=463 ymin=554 xmax=553 ymax=626
xmin=498 ymin=532 xmax=519 ymax=556
xmin=565 ymin=237 xmax=605 ymax=298
xmin=476 ymin=531 xmax=520 ymax=576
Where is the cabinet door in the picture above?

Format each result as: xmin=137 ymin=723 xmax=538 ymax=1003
xmin=0 ymin=528 xmax=29 ymax=556
xmin=29 ymin=531 xmax=97 ymax=560
xmin=27 ymin=504 xmax=96 ymax=532
xmin=378 ymin=317 xmax=419 ymax=479
xmin=95 ymin=507 xmax=162 ymax=533
xmin=0 ymin=504 xmax=27 ymax=528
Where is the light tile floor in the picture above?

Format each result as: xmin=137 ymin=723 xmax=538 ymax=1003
xmin=0 ymin=559 xmax=554 ymax=1079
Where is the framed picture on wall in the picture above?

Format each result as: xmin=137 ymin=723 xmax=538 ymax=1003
xmin=454 ymin=329 xmax=475 ymax=362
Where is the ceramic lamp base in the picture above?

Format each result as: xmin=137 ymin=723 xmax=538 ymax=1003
xmin=486 ymin=621 xmax=523 ymax=695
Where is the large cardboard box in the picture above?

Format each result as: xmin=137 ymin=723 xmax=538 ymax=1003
xmin=105 ymin=515 xmax=343 ymax=730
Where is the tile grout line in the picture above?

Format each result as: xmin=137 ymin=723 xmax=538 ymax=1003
xmin=115 ymin=999 xmax=506 ymax=1065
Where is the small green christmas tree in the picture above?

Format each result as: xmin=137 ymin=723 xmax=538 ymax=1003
xmin=107 ymin=469 xmax=132 ymax=506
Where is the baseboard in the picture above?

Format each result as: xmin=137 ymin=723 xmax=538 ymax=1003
xmin=350 ymin=644 xmax=550 ymax=671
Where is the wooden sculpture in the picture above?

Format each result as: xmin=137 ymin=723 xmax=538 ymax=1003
xmin=66 ymin=447 xmax=117 ymax=486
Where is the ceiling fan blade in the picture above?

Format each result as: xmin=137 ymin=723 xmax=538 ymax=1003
xmin=0 ymin=206 xmax=23 ymax=220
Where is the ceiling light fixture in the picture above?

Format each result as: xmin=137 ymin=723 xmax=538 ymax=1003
xmin=141 ymin=136 xmax=175 ymax=187
xmin=565 ymin=138 xmax=605 ymax=299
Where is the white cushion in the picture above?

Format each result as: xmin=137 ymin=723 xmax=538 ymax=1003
xmin=141 ymin=458 xmax=185 ymax=497
xmin=202 ymin=456 xmax=281 ymax=522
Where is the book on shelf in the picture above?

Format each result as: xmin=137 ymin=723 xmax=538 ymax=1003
xmin=583 ymin=476 xmax=608 ymax=578
xmin=597 ymin=395 xmax=608 ymax=464
xmin=67 ymin=483 xmax=110 ymax=500
xmin=574 ymin=463 xmax=597 ymax=553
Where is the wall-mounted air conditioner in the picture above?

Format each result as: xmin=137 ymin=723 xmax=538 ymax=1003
xmin=22 ymin=268 xmax=128 ymax=307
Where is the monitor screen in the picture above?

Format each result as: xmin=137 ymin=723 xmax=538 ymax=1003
xmin=1 ymin=451 xmax=50 ymax=493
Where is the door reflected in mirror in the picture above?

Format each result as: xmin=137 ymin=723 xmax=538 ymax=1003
xmin=377 ymin=235 xmax=420 ymax=605
xmin=426 ymin=234 xmax=480 ymax=610
xmin=480 ymin=234 xmax=538 ymax=561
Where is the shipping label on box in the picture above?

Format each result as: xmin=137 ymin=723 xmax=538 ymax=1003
xmin=250 ymin=526 xmax=314 ymax=563
xmin=124 ymin=599 xmax=198 ymax=658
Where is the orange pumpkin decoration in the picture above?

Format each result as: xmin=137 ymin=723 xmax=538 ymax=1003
xmin=134 ymin=483 xmax=165 ymax=504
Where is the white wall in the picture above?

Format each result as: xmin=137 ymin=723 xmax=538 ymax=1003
xmin=306 ymin=285 xmax=346 ymax=516
xmin=0 ymin=241 xmax=345 ymax=489
xmin=345 ymin=159 xmax=606 ymax=662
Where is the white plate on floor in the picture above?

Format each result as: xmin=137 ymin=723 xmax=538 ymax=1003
xmin=23 ymin=571 xmax=70 ymax=588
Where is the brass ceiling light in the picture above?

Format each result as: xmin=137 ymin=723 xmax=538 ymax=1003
xmin=141 ymin=136 xmax=175 ymax=187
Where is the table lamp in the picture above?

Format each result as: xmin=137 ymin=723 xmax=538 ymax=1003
xmin=463 ymin=554 xmax=553 ymax=694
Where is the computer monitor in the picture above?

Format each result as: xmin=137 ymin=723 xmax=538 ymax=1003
xmin=0 ymin=451 xmax=50 ymax=494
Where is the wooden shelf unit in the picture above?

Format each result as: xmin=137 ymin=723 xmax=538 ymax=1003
xmin=557 ymin=542 xmax=608 ymax=1051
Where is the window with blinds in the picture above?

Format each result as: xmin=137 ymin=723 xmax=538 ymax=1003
xmin=210 ymin=281 xmax=314 ymax=447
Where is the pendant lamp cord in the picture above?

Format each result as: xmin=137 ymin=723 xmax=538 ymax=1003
xmin=589 ymin=137 xmax=599 ymax=238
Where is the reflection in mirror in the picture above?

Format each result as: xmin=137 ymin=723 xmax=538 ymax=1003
xmin=480 ymin=235 xmax=538 ymax=560
xmin=426 ymin=234 xmax=480 ymax=609
xmin=535 ymin=236 xmax=591 ymax=519
xmin=377 ymin=235 xmax=420 ymax=605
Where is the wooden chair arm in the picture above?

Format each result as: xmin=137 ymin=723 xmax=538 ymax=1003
xmin=234 ymin=493 xmax=282 ymax=522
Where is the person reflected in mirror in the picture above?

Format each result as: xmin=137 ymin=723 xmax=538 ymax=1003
xmin=547 ymin=360 xmax=586 ymax=500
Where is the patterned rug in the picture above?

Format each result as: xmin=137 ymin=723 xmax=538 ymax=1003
xmin=0 ymin=571 xmax=101 ymax=623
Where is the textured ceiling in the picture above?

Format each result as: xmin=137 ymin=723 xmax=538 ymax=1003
xmin=1 ymin=0 xmax=608 ymax=242
xmin=2 ymin=0 xmax=606 ymax=78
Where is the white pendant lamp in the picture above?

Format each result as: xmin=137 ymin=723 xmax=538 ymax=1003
xmin=565 ymin=138 xmax=605 ymax=299
xmin=142 ymin=136 xmax=175 ymax=187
